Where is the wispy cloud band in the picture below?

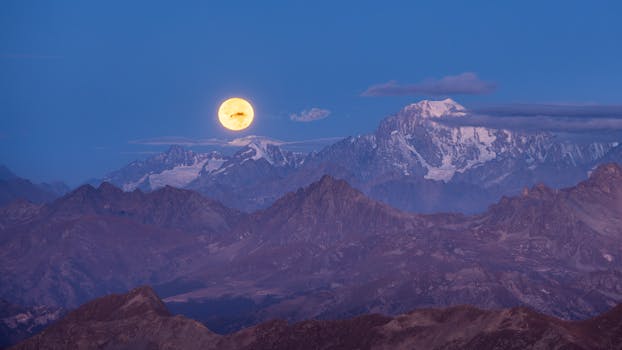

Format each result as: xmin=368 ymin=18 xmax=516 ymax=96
xmin=438 ymin=103 xmax=622 ymax=132
xmin=130 ymin=135 xmax=344 ymax=149
xmin=470 ymin=104 xmax=622 ymax=118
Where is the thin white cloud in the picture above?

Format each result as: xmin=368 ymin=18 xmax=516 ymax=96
xmin=289 ymin=108 xmax=331 ymax=122
xmin=129 ymin=135 xmax=344 ymax=149
xmin=227 ymin=135 xmax=285 ymax=147
xmin=128 ymin=137 xmax=225 ymax=146
xmin=438 ymin=103 xmax=622 ymax=132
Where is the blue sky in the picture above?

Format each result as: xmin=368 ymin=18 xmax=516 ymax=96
xmin=1 ymin=0 xmax=621 ymax=184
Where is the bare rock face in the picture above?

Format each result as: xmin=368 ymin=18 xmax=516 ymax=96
xmin=47 ymin=181 xmax=242 ymax=235
xmin=176 ymin=164 xmax=622 ymax=326
xmin=11 ymin=287 xmax=222 ymax=350
xmin=11 ymin=287 xmax=622 ymax=350
xmin=0 ymin=299 xmax=63 ymax=348
xmin=242 ymin=175 xmax=418 ymax=244
xmin=0 ymin=165 xmax=68 ymax=207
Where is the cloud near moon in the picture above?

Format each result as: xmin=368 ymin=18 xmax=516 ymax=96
xmin=290 ymin=107 xmax=331 ymax=122
xmin=129 ymin=135 xmax=345 ymax=150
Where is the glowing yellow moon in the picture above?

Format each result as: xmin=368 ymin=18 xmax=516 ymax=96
xmin=218 ymin=97 xmax=254 ymax=131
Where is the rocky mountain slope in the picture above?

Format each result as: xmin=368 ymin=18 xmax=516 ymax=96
xmin=0 ymin=299 xmax=63 ymax=349
xmin=168 ymin=163 xmax=622 ymax=330
xmin=0 ymin=166 xmax=69 ymax=206
xmin=103 ymin=145 xmax=228 ymax=191
xmin=186 ymin=141 xmax=306 ymax=210
xmin=103 ymin=141 xmax=306 ymax=210
xmin=0 ymin=183 xmax=241 ymax=308
xmin=11 ymin=286 xmax=622 ymax=350
xmin=101 ymin=99 xmax=622 ymax=213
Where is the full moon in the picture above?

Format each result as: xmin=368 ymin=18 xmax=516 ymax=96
xmin=218 ymin=97 xmax=254 ymax=131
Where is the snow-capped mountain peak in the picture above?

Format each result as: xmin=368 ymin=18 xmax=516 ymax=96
xmin=233 ymin=142 xmax=305 ymax=167
xmin=374 ymin=99 xmax=619 ymax=183
xmin=247 ymin=143 xmax=272 ymax=162
xmin=400 ymin=98 xmax=466 ymax=119
xmin=152 ymin=145 xmax=197 ymax=165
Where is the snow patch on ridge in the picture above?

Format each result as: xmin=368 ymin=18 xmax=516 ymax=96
xmin=148 ymin=159 xmax=211 ymax=190
xmin=122 ymin=173 xmax=150 ymax=191
xmin=249 ymin=143 xmax=269 ymax=162
xmin=425 ymin=154 xmax=458 ymax=181
xmin=421 ymin=125 xmax=501 ymax=181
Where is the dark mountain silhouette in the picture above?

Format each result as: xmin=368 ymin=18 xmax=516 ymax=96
xmin=11 ymin=286 xmax=622 ymax=350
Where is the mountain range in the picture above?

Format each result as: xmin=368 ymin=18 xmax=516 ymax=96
xmin=100 ymin=99 xmax=622 ymax=213
xmin=1 ymin=163 xmax=621 ymax=345
xmin=2 ymin=98 xmax=622 ymax=347
xmin=11 ymin=286 xmax=622 ymax=350
xmin=0 ymin=183 xmax=240 ymax=309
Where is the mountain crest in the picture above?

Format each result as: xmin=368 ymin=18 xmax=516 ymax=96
xmin=67 ymin=183 xmax=98 ymax=198
xmin=97 ymin=181 xmax=124 ymax=194
xmin=62 ymin=182 xmax=124 ymax=202
xmin=400 ymin=98 xmax=466 ymax=118
xmin=117 ymin=286 xmax=169 ymax=318
xmin=232 ymin=141 xmax=304 ymax=167
xmin=520 ymin=183 xmax=557 ymax=199
xmin=154 ymin=145 xmax=201 ymax=165
xmin=298 ymin=175 xmax=365 ymax=204
xmin=62 ymin=286 xmax=168 ymax=324
xmin=579 ymin=163 xmax=622 ymax=194
xmin=15 ymin=287 xmax=622 ymax=350
xmin=245 ymin=175 xmax=413 ymax=244
xmin=588 ymin=163 xmax=622 ymax=182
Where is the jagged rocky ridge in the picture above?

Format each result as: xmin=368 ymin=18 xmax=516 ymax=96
xmin=11 ymin=286 xmax=622 ymax=350
xmin=1 ymin=164 xmax=621 ymax=344
xmin=0 ymin=183 xmax=242 ymax=309
xmin=0 ymin=166 xmax=69 ymax=207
